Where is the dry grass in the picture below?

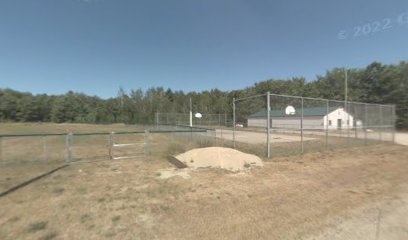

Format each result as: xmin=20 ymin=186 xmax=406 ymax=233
xmin=1 ymin=123 xmax=407 ymax=239
xmin=0 ymin=122 xmax=146 ymax=134
xmin=0 ymin=123 xmax=214 ymax=193
xmin=0 ymin=143 xmax=408 ymax=239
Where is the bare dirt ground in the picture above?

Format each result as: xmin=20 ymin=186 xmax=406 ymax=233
xmin=175 ymin=147 xmax=263 ymax=172
xmin=1 ymin=144 xmax=408 ymax=240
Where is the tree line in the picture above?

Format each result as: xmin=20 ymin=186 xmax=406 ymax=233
xmin=0 ymin=61 xmax=407 ymax=129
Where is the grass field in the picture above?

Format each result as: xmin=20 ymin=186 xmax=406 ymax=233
xmin=0 ymin=122 xmax=148 ymax=134
xmin=1 ymin=145 xmax=408 ymax=239
xmin=0 ymin=123 xmax=215 ymax=193
xmin=1 ymin=123 xmax=407 ymax=239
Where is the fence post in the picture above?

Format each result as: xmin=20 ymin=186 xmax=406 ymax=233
xmin=109 ymin=132 xmax=114 ymax=159
xmin=377 ymin=105 xmax=380 ymax=142
xmin=346 ymin=102 xmax=350 ymax=146
xmin=364 ymin=103 xmax=368 ymax=145
xmin=354 ymin=104 xmax=358 ymax=139
xmin=213 ymin=129 xmax=217 ymax=145
xmin=379 ymin=105 xmax=383 ymax=142
xmin=220 ymin=127 xmax=223 ymax=146
xmin=267 ymin=92 xmax=271 ymax=158
xmin=156 ymin=112 xmax=159 ymax=129
xmin=65 ymin=133 xmax=73 ymax=163
xmin=392 ymin=105 xmax=396 ymax=143
xmin=233 ymin=97 xmax=236 ymax=149
xmin=326 ymin=100 xmax=329 ymax=149
xmin=0 ymin=136 xmax=3 ymax=165
xmin=43 ymin=135 xmax=48 ymax=162
xmin=144 ymin=130 xmax=149 ymax=156
xmin=224 ymin=113 xmax=227 ymax=127
xmin=301 ymin=97 xmax=304 ymax=154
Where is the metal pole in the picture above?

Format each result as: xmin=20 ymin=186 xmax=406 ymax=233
xmin=144 ymin=130 xmax=149 ymax=156
xmin=344 ymin=68 xmax=348 ymax=109
xmin=379 ymin=105 xmax=383 ymax=142
xmin=220 ymin=127 xmax=223 ymax=146
xmin=354 ymin=104 xmax=358 ymax=139
xmin=344 ymin=68 xmax=349 ymax=146
xmin=392 ymin=105 xmax=396 ymax=143
xmin=267 ymin=92 xmax=271 ymax=158
xmin=65 ymin=133 xmax=73 ymax=162
xmin=364 ymin=103 xmax=368 ymax=145
xmin=346 ymin=101 xmax=350 ymax=146
xmin=0 ymin=137 xmax=3 ymax=165
xmin=43 ymin=136 xmax=48 ymax=162
xmin=233 ymin=98 xmax=236 ymax=148
xmin=109 ymin=132 xmax=114 ymax=159
xmin=189 ymin=97 xmax=193 ymax=127
xmin=156 ymin=112 xmax=159 ymax=129
xmin=326 ymin=100 xmax=329 ymax=149
xmin=213 ymin=129 xmax=217 ymax=145
xmin=301 ymin=97 xmax=304 ymax=154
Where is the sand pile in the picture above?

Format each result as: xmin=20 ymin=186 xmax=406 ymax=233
xmin=175 ymin=147 xmax=263 ymax=172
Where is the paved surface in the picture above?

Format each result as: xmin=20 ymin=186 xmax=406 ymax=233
xmin=216 ymin=129 xmax=315 ymax=144
xmin=395 ymin=132 xmax=408 ymax=146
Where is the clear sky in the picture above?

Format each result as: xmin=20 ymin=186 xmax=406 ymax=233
xmin=1 ymin=0 xmax=407 ymax=98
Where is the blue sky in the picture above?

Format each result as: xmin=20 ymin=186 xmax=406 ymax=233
xmin=0 ymin=0 xmax=407 ymax=98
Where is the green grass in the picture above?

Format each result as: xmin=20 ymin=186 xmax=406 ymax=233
xmin=111 ymin=216 xmax=121 ymax=223
xmin=80 ymin=214 xmax=91 ymax=223
xmin=27 ymin=221 xmax=48 ymax=233
xmin=76 ymin=187 xmax=87 ymax=195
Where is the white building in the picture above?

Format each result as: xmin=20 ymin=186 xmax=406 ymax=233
xmin=247 ymin=107 xmax=357 ymax=130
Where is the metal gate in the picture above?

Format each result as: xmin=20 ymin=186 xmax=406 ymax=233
xmin=108 ymin=131 xmax=149 ymax=160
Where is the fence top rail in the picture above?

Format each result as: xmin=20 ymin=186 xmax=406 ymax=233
xmin=234 ymin=92 xmax=393 ymax=107
xmin=0 ymin=132 xmax=68 ymax=138
xmin=157 ymin=112 xmax=226 ymax=116
xmin=235 ymin=94 xmax=267 ymax=102
xmin=0 ymin=129 xmax=209 ymax=138
xmin=266 ymin=93 xmax=394 ymax=107
xmin=158 ymin=124 xmax=216 ymax=131
xmin=269 ymin=93 xmax=303 ymax=99
xmin=150 ymin=129 xmax=207 ymax=133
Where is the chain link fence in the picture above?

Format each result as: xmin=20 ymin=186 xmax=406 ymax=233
xmin=0 ymin=126 xmax=217 ymax=193
xmin=0 ymin=96 xmax=396 ymax=194
xmin=0 ymin=127 xmax=216 ymax=166
xmin=231 ymin=92 xmax=396 ymax=158
xmin=155 ymin=112 xmax=229 ymax=127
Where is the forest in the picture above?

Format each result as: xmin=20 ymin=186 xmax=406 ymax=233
xmin=1 ymin=61 xmax=407 ymax=129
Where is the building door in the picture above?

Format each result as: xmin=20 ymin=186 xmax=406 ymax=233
xmin=337 ymin=119 xmax=342 ymax=130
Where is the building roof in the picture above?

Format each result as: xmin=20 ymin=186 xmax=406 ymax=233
xmin=249 ymin=107 xmax=340 ymax=118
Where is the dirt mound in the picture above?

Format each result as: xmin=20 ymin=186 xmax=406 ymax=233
xmin=175 ymin=147 xmax=263 ymax=172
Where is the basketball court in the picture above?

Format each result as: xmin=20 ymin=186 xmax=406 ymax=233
xmin=216 ymin=129 xmax=316 ymax=144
